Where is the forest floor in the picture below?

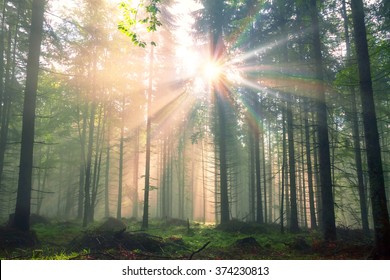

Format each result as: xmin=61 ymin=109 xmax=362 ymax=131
xmin=0 ymin=216 xmax=378 ymax=260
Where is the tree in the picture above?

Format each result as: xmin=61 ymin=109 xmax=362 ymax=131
xmin=12 ymin=0 xmax=46 ymax=231
xmin=275 ymin=0 xmax=299 ymax=232
xmin=0 ymin=0 xmax=20 ymax=190
xmin=350 ymin=0 xmax=390 ymax=258
xmin=341 ymin=0 xmax=369 ymax=234
xmin=207 ymin=0 xmax=231 ymax=225
xmin=117 ymin=96 xmax=126 ymax=220
xmin=142 ymin=44 xmax=154 ymax=230
xmin=304 ymin=99 xmax=317 ymax=229
xmin=309 ymin=0 xmax=336 ymax=241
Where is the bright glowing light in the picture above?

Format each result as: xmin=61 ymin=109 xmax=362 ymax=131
xmin=226 ymin=68 xmax=242 ymax=84
xmin=203 ymin=61 xmax=223 ymax=82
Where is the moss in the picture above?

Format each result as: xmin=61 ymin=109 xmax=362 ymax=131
xmin=0 ymin=219 xmax=375 ymax=260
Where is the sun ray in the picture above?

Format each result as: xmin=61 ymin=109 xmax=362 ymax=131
xmin=225 ymin=39 xmax=288 ymax=67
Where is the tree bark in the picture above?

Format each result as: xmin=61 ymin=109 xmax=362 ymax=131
xmin=287 ymin=95 xmax=299 ymax=232
xmin=341 ymin=0 xmax=369 ymax=235
xmin=254 ymin=97 xmax=263 ymax=224
xmin=216 ymin=92 xmax=230 ymax=224
xmin=142 ymin=45 xmax=154 ymax=230
xmin=208 ymin=0 xmax=230 ymax=224
xmin=132 ymin=127 xmax=140 ymax=219
xmin=350 ymin=0 xmax=390 ymax=257
xmin=83 ymin=102 xmax=96 ymax=227
xmin=280 ymin=107 xmax=287 ymax=233
xmin=304 ymin=99 xmax=317 ymax=229
xmin=12 ymin=0 xmax=45 ymax=231
xmin=309 ymin=0 xmax=336 ymax=241
xmin=104 ymin=112 xmax=111 ymax=218
xmin=117 ymin=97 xmax=125 ymax=220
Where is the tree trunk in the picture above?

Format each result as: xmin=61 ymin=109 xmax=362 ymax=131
xmin=280 ymin=107 xmax=287 ymax=233
xmin=0 ymin=1 xmax=7 ymax=171
xmin=90 ymin=105 xmax=104 ymax=222
xmin=117 ymin=97 xmax=125 ymax=220
xmin=142 ymin=45 xmax=154 ymax=230
xmin=83 ymin=102 xmax=96 ymax=227
xmin=77 ymin=104 xmax=87 ymax=220
xmin=304 ymin=99 xmax=317 ymax=229
xmin=309 ymin=0 xmax=336 ymax=241
xmin=216 ymin=92 xmax=230 ymax=224
xmin=177 ymin=132 xmax=185 ymax=220
xmin=287 ymin=95 xmax=299 ymax=232
xmin=255 ymin=125 xmax=263 ymax=224
xmin=132 ymin=127 xmax=140 ymax=219
xmin=249 ymin=133 xmax=256 ymax=222
xmin=299 ymin=110 xmax=308 ymax=228
xmin=161 ymin=137 xmax=168 ymax=218
xmin=201 ymin=137 xmax=207 ymax=223
xmin=104 ymin=113 xmax=111 ymax=218
xmin=350 ymin=0 xmax=390 ymax=257
xmin=12 ymin=0 xmax=45 ymax=231
xmin=341 ymin=0 xmax=369 ymax=235
xmin=208 ymin=0 xmax=230 ymax=225
xmin=267 ymin=121 xmax=273 ymax=222
xmin=261 ymin=115 xmax=267 ymax=223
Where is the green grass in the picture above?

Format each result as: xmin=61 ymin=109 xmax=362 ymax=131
xmin=0 ymin=218 xmax=372 ymax=260
xmin=32 ymin=221 xmax=81 ymax=245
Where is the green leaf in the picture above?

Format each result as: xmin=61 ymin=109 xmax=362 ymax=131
xmin=117 ymin=0 xmax=162 ymax=47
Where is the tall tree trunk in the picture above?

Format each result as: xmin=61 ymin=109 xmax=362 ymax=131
xmin=77 ymin=105 xmax=87 ymax=220
xmin=267 ymin=121 xmax=273 ymax=222
xmin=287 ymin=95 xmax=299 ymax=232
xmin=132 ymin=127 xmax=140 ymax=219
xmin=104 ymin=113 xmax=111 ymax=218
xmin=90 ymin=105 xmax=104 ymax=221
xmin=0 ymin=0 xmax=5 ymax=106
xmin=249 ymin=133 xmax=256 ymax=222
xmin=280 ymin=107 xmax=287 ymax=233
xmin=254 ymin=97 xmax=263 ymax=224
xmin=168 ymin=138 xmax=173 ymax=218
xmin=161 ymin=137 xmax=168 ymax=218
xmin=304 ymin=99 xmax=317 ymax=229
xmin=261 ymin=115 xmax=267 ymax=223
xmin=350 ymin=0 xmax=390 ymax=257
xmin=341 ymin=0 xmax=369 ymax=235
xmin=309 ymin=0 xmax=336 ymax=241
xmin=83 ymin=102 xmax=96 ymax=227
xmin=201 ymin=137 xmax=207 ymax=223
xmin=117 ymin=97 xmax=125 ymax=220
xmin=0 ymin=2 xmax=17 ymax=188
xmin=0 ymin=0 xmax=21 ymax=199
xmin=142 ymin=45 xmax=154 ymax=230
xmin=207 ymin=0 xmax=230 ymax=225
xmin=12 ymin=0 xmax=45 ymax=231
xmin=177 ymin=133 xmax=185 ymax=220
xmin=299 ymin=110 xmax=308 ymax=228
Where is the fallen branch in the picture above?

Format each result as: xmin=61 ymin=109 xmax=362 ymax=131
xmin=189 ymin=241 xmax=210 ymax=260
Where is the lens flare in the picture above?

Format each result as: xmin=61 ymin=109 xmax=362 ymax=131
xmin=203 ymin=61 xmax=223 ymax=82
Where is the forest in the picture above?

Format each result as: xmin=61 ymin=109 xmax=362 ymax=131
xmin=0 ymin=0 xmax=389 ymax=260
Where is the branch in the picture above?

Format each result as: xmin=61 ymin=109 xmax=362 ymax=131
xmin=189 ymin=241 xmax=211 ymax=260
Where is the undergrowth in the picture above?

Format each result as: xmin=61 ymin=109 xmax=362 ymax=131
xmin=0 ymin=218 xmax=374 ymax=260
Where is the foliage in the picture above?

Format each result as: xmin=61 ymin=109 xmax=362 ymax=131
xmin=118 ymin=0 xmax=162 ymax=47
